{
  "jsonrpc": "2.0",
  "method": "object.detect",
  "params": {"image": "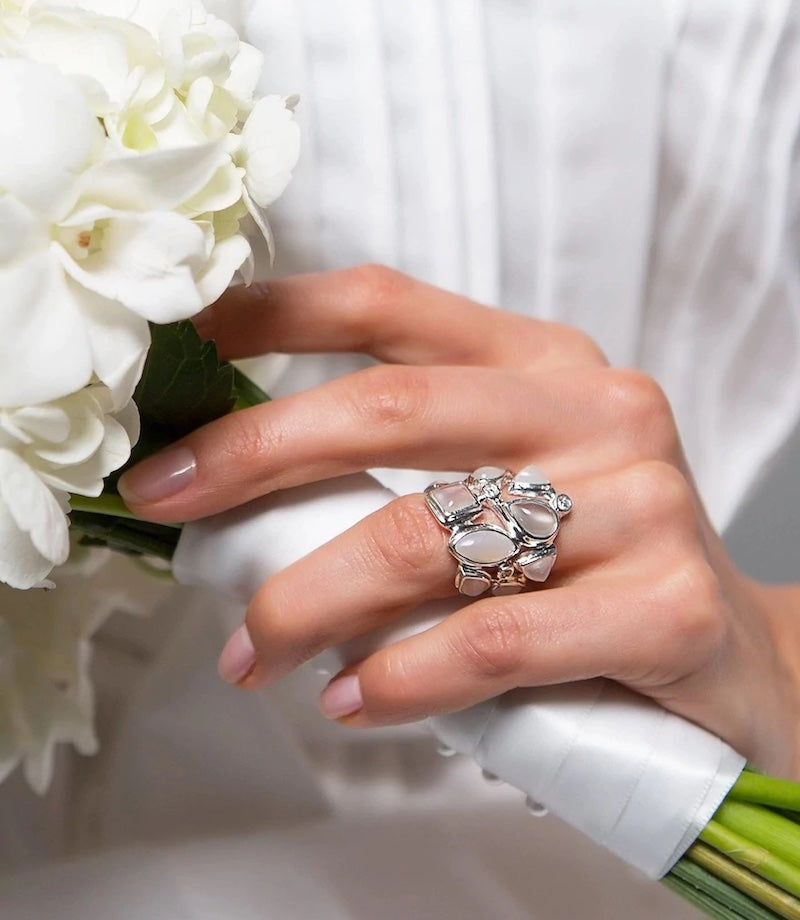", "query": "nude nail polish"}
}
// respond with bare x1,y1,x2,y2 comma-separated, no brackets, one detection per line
218,625,257,685
319,674,363,720
118,447,197,503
